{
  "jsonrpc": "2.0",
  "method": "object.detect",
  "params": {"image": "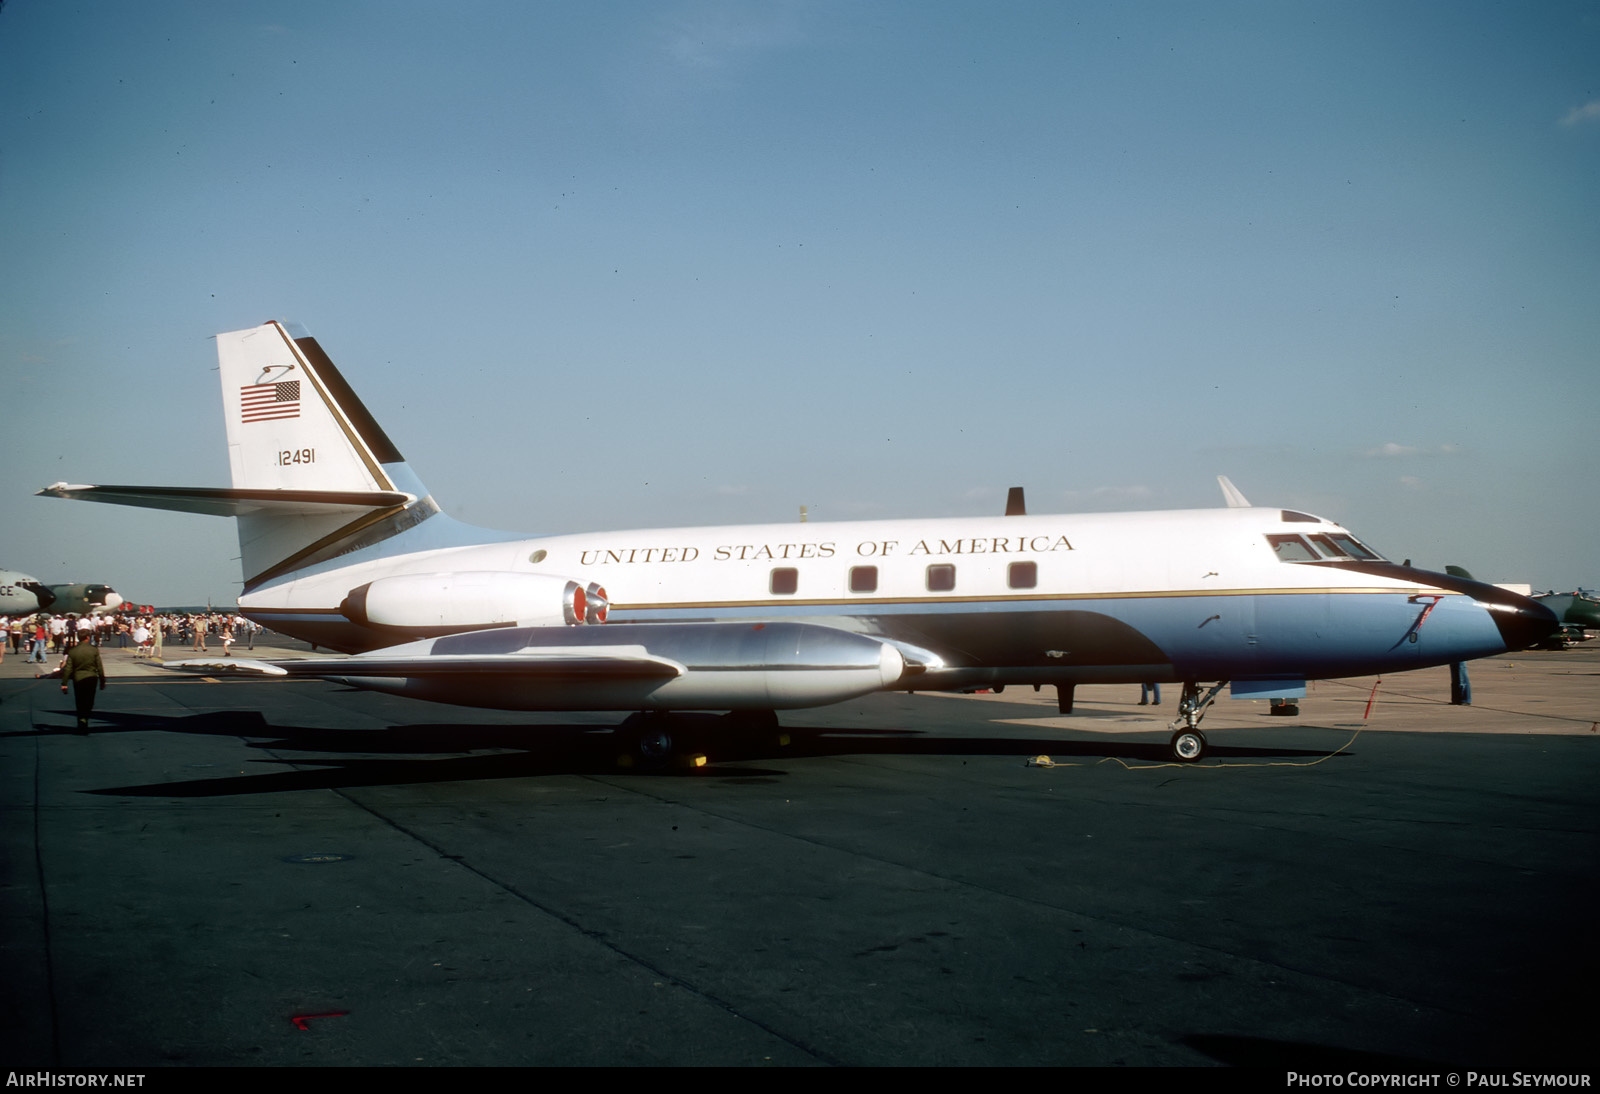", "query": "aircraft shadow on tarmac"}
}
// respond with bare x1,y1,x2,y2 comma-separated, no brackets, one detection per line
39,706,1349,798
